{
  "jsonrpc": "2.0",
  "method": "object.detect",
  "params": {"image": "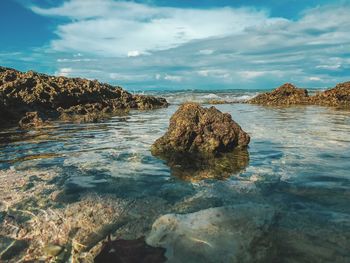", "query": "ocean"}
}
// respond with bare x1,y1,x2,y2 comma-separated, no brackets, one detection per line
0,89,349,262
